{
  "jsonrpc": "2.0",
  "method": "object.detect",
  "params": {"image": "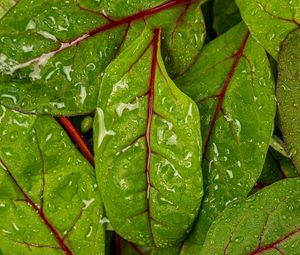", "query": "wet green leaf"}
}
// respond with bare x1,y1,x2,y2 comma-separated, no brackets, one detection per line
0,106,104,255
0,0,17,19
175,23,276,253
0,0,205,115
270,135,290,158
94,28,203,248
151,246,180,255
250,148,298,194
277,29,300,174
213,0,241,35
236,0,300,59
200,178,300,255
